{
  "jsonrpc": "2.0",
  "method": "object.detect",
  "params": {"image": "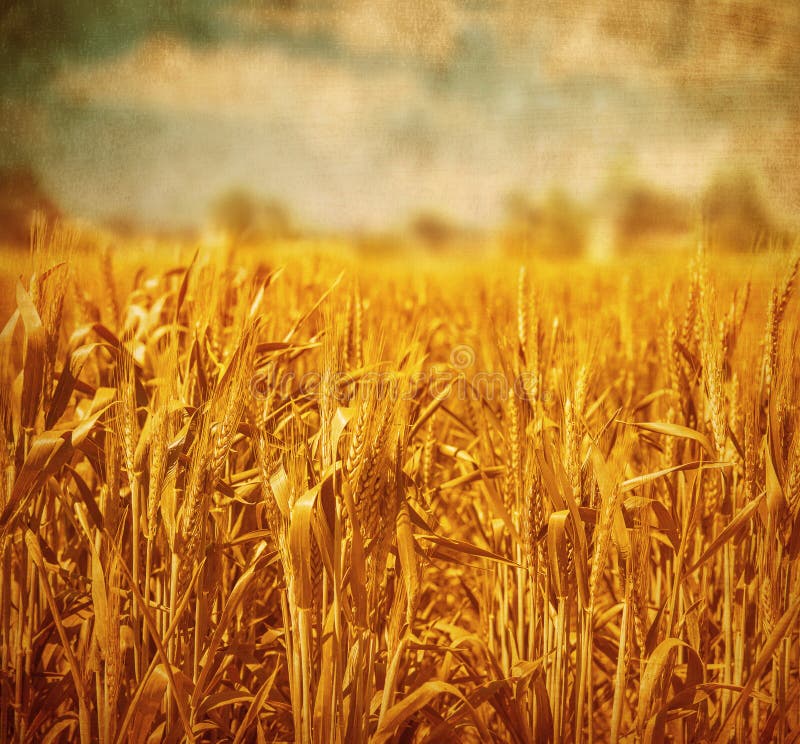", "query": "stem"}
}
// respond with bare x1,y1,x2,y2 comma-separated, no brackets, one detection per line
553,596,566,744
722,538,733,720
130,477,141,681
610,556,632,742
142,538,153,675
